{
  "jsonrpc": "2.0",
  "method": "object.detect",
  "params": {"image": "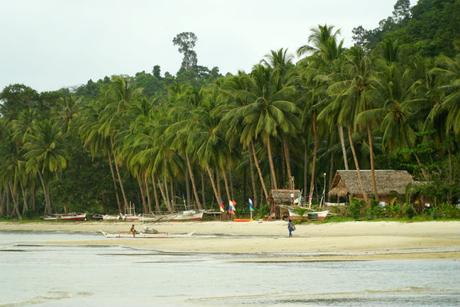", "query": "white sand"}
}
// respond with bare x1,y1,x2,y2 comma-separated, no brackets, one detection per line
1,221,460,261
